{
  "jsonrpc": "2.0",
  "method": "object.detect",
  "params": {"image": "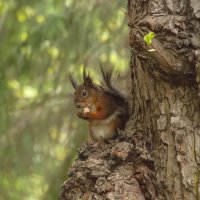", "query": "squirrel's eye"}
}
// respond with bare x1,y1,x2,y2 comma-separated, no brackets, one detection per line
81,90,88,97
